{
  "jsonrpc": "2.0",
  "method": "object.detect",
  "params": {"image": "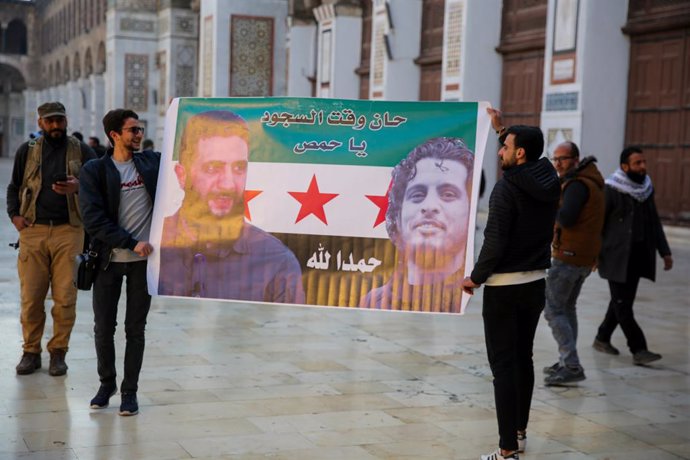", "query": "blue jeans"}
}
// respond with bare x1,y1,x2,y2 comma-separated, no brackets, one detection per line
543,259,592,368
